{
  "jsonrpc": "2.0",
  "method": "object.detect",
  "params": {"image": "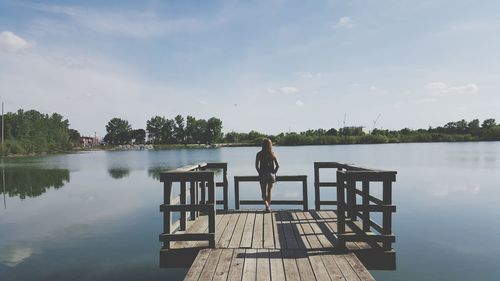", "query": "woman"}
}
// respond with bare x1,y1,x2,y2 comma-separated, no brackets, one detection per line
255,138,279,212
